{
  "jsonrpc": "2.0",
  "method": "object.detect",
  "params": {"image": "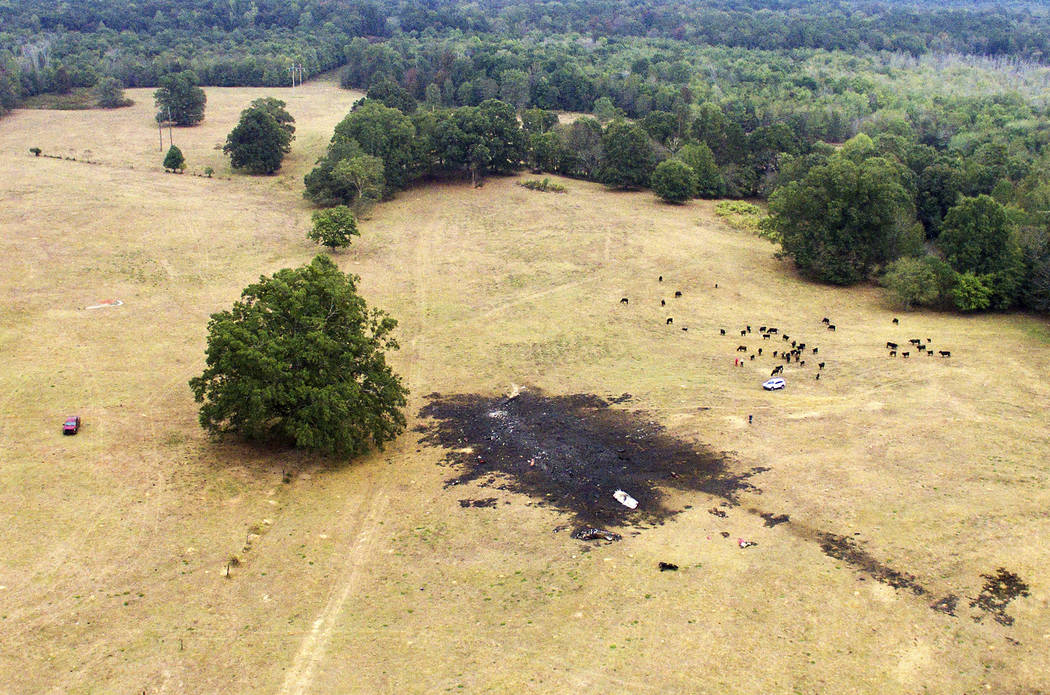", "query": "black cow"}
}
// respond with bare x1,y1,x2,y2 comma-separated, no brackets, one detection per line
747,325,751,333
815,373,820,380
791,340,797,348
768,328,778,334
667,317,673,325
800,360,805,366
818,362,825,370
822,317,830,324
827,324,836,331
909,338,921,345
917,344,925,351
659,275,663,282
902,351,910,358
620,297,629,304
737,345,747,352
682,327,688,332
675,291,682,298
771,366,783,376
812,347,818,354
720,329,726,335
762,333,771,340
757,348,763,355
887,342,898,350
927,350,933,356
890,350,896,357
661,299,665,306
892,317,899,325
749,354,755,360
772,351,778,357
759,326,767,333
741,330,747,336
797,343,806,350
783,334,790,341
939,350,951,357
